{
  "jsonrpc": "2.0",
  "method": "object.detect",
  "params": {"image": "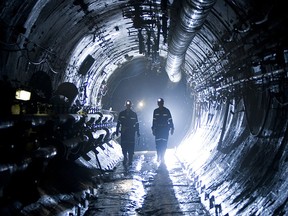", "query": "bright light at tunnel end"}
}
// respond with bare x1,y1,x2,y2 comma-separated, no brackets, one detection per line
137,100,145,109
